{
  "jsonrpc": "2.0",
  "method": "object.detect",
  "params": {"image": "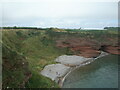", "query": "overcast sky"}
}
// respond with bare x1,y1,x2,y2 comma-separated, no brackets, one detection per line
2,0,119,29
